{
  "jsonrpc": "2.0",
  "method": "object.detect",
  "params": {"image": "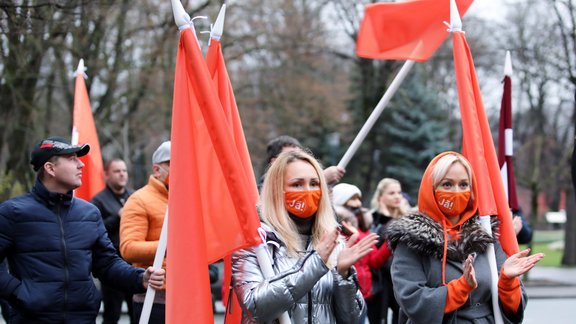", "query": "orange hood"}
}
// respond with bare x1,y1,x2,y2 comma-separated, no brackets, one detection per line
418,151,478,228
